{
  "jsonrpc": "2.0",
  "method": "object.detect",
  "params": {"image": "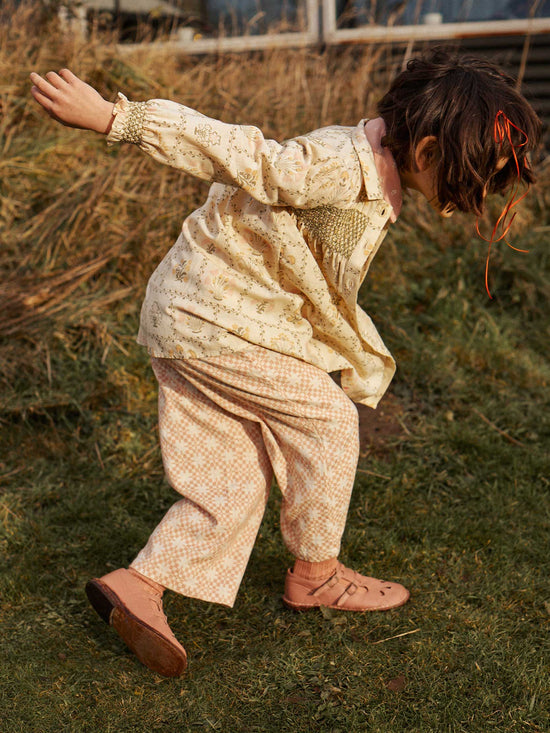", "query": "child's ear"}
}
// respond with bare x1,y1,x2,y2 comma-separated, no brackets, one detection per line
414,136,440,172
